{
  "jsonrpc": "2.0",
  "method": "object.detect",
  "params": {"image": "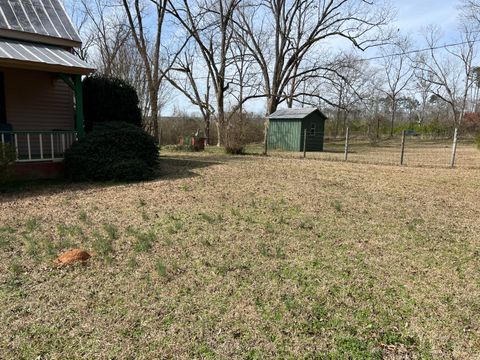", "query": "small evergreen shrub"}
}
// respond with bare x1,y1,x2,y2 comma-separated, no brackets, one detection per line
83,75,142,132
64,122,158,181
476,135,480,150
110,159,153,181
